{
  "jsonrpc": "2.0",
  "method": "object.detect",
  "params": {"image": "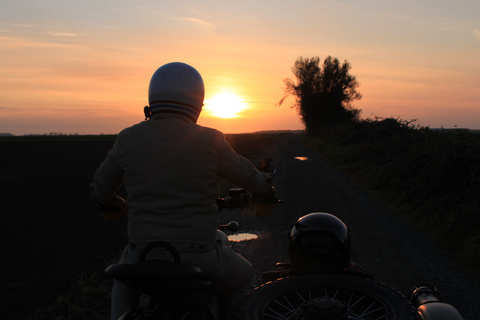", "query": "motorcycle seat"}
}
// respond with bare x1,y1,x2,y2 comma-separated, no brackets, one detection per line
104,260,212,297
